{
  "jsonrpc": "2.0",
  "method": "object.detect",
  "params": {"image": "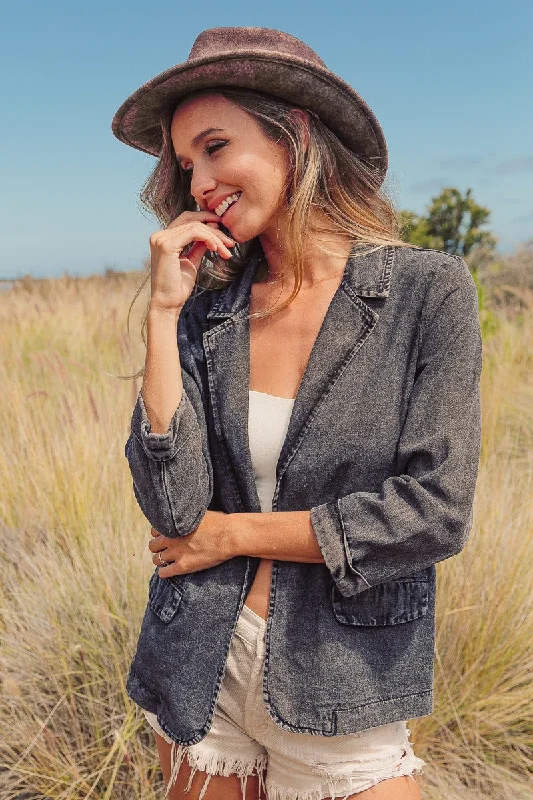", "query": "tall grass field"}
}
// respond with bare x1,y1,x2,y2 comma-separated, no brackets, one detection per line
1,250,532,799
